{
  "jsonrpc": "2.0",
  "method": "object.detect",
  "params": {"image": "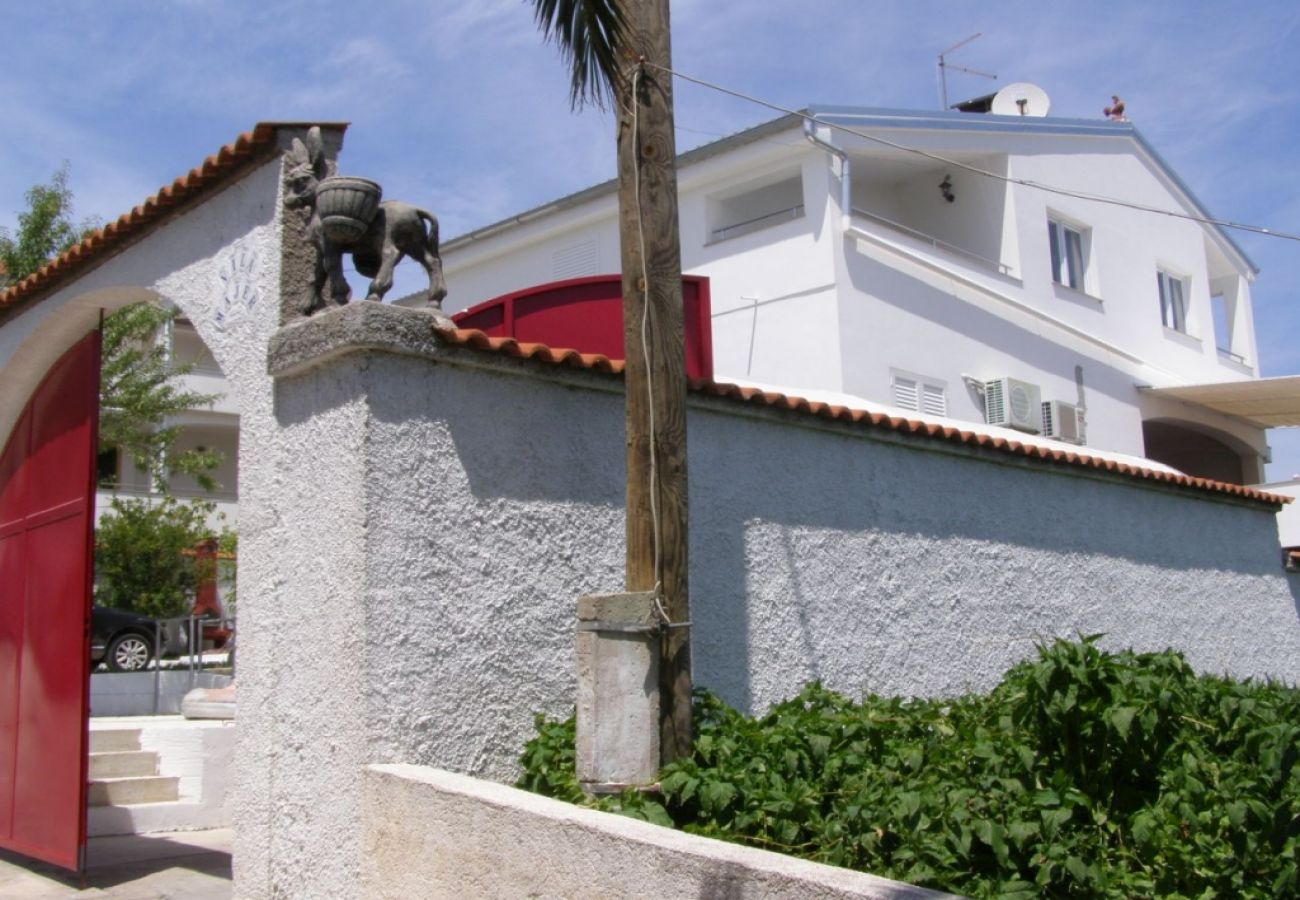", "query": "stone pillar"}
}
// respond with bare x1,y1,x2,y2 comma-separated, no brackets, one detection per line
256,302,447,897
250,300,627,897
